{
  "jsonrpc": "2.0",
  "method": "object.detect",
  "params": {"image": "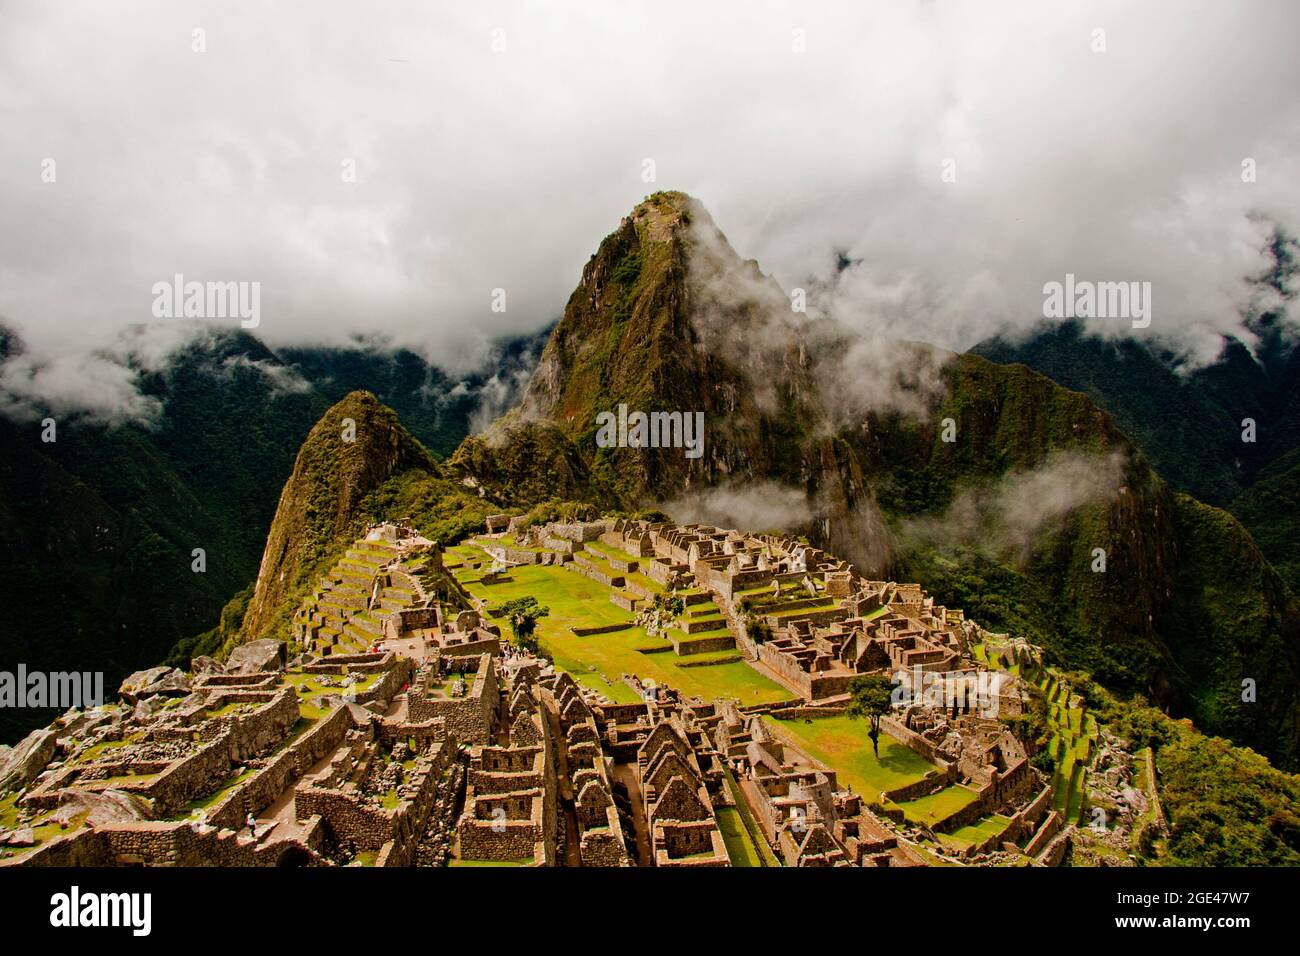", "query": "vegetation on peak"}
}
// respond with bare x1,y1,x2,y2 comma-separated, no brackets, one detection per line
238,391,435,643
